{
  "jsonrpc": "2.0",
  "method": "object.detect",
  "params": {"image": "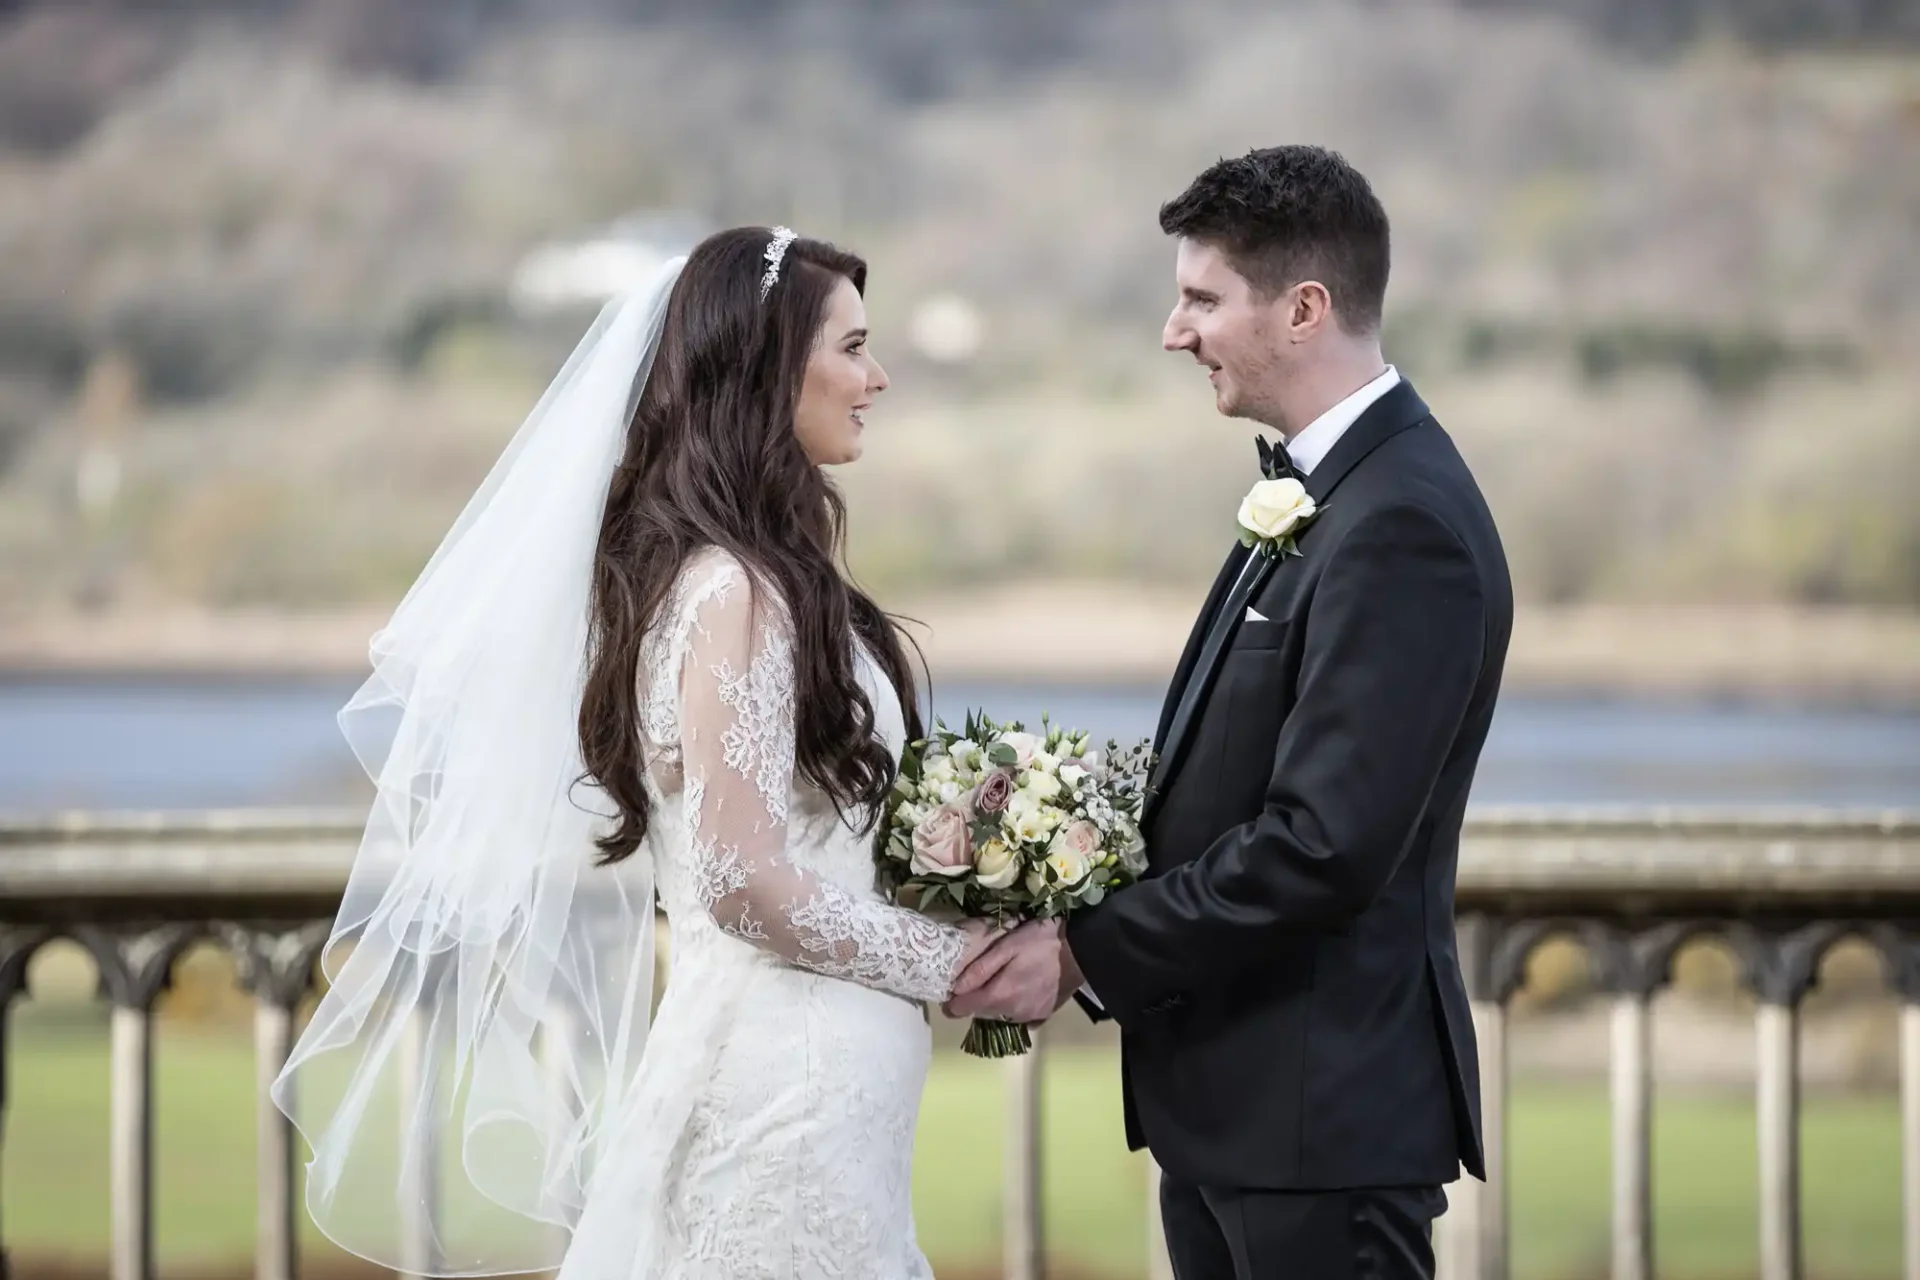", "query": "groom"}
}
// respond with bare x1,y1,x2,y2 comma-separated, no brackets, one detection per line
948,146,1512,1279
